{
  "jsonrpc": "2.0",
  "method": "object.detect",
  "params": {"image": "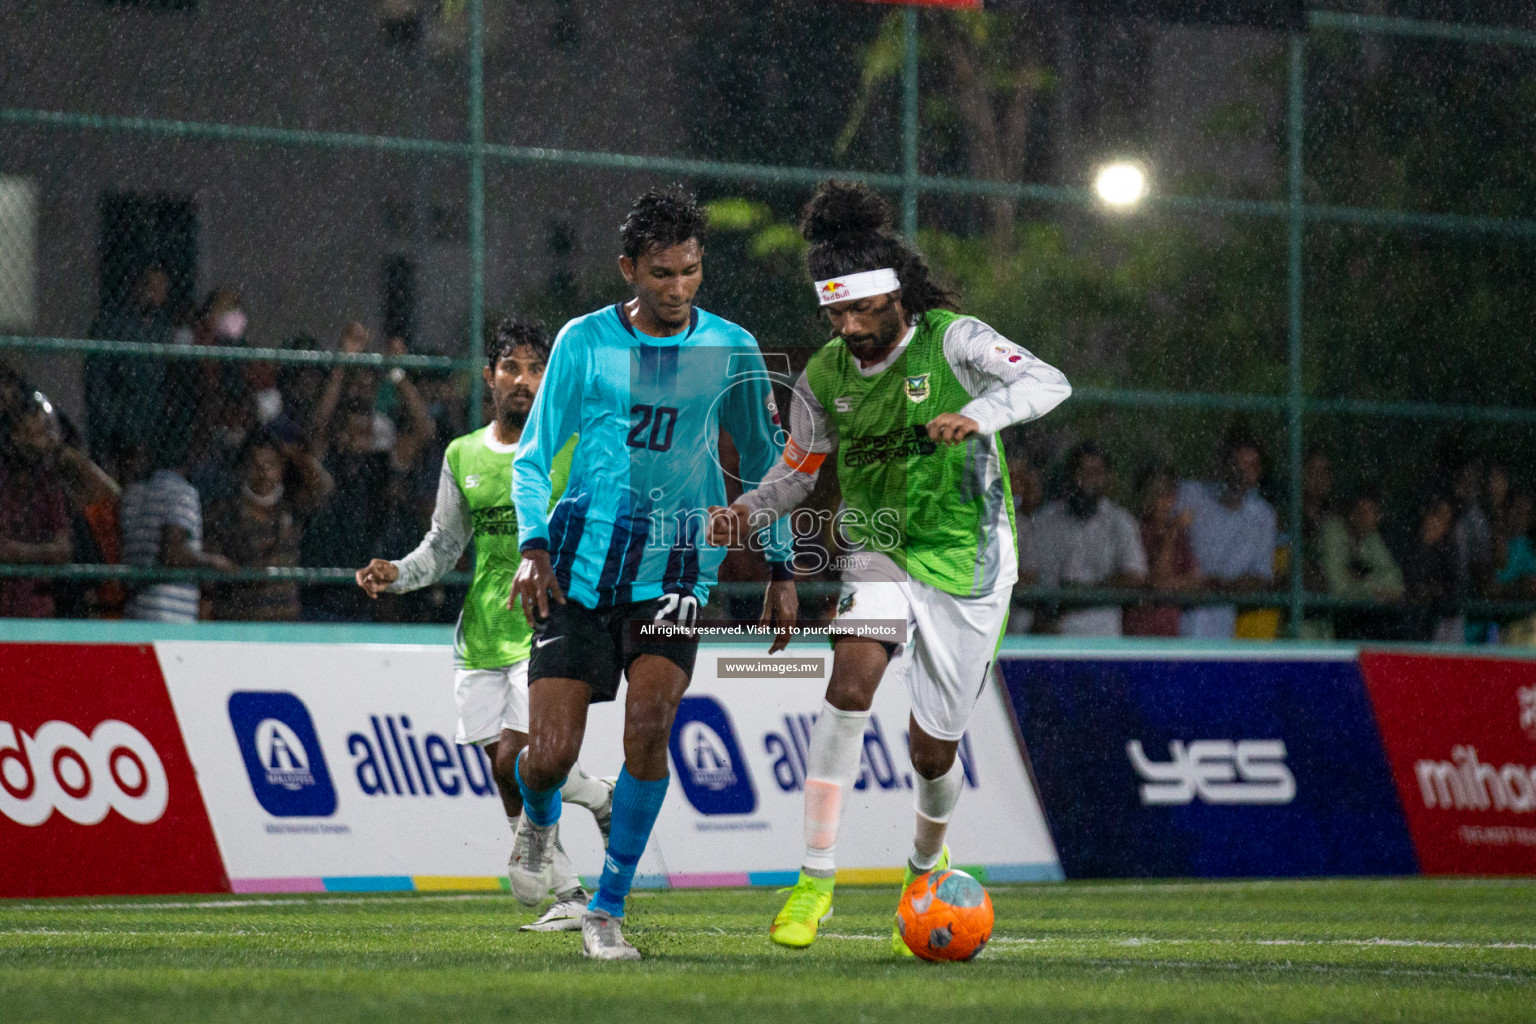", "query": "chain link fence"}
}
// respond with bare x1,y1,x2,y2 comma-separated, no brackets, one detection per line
2,2,1536,642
